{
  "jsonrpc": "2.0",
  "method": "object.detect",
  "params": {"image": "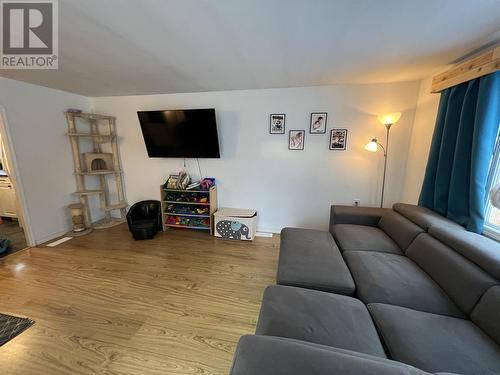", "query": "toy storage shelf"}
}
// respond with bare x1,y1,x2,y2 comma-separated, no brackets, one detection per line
164,201,210,206
163,188,211,193
165,224,211,230
160,185,217,235
164,212,211,218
